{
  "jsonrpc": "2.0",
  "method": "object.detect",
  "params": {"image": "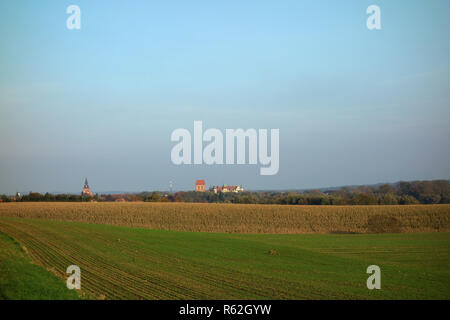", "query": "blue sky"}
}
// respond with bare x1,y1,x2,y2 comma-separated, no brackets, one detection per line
1,0,449,193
